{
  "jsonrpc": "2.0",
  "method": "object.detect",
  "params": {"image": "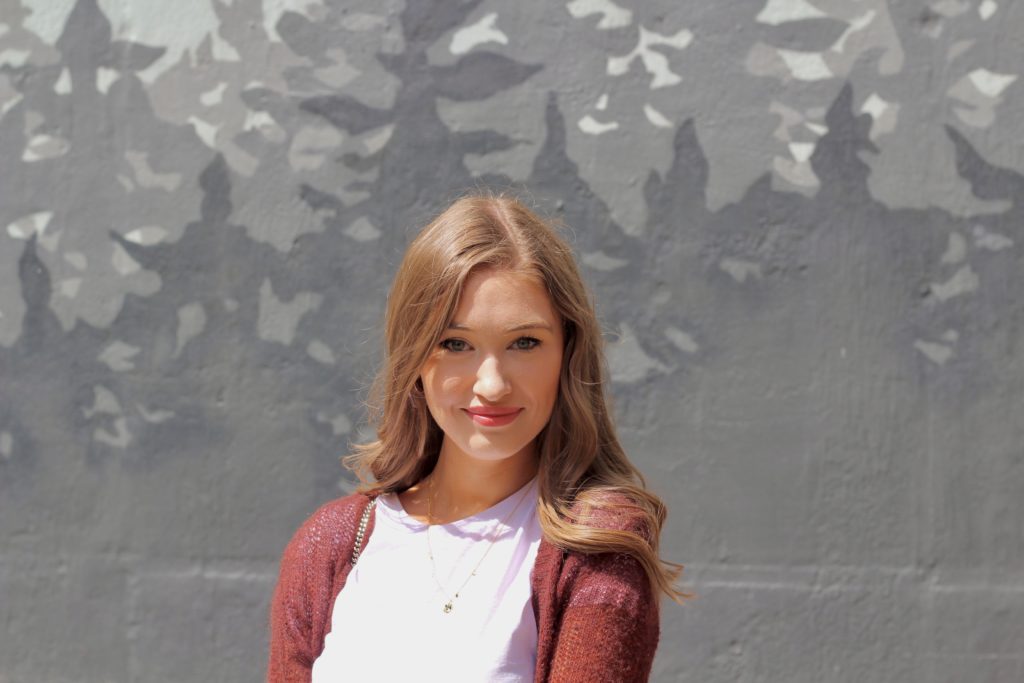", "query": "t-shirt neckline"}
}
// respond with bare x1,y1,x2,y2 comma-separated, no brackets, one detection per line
378,475,538,532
